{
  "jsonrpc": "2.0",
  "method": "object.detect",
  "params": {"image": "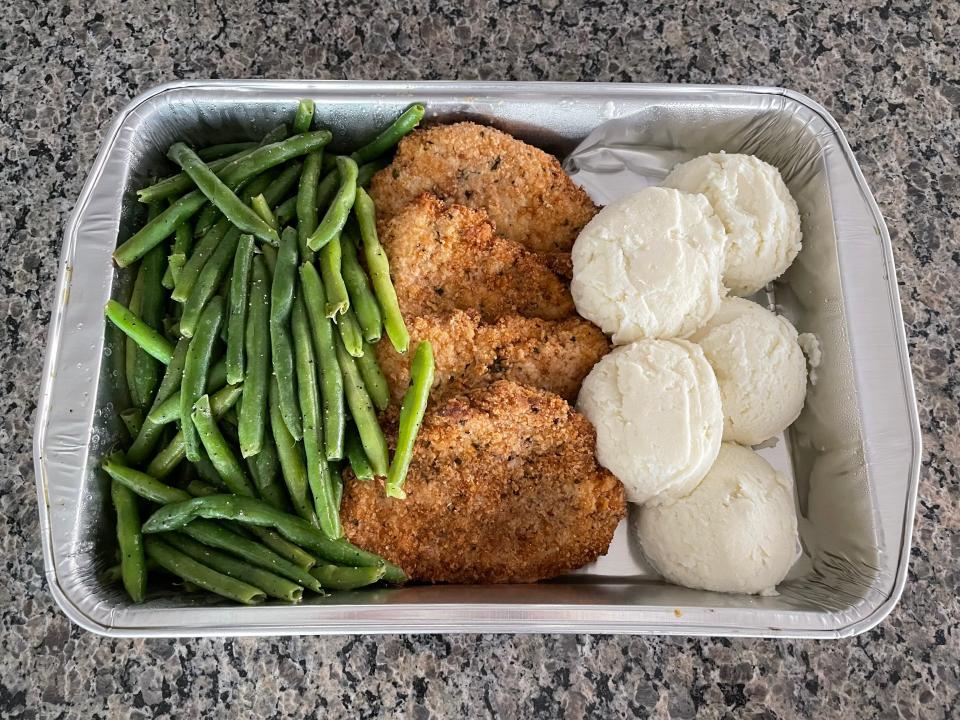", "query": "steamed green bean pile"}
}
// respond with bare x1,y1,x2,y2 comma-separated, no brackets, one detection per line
103,100,434,605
